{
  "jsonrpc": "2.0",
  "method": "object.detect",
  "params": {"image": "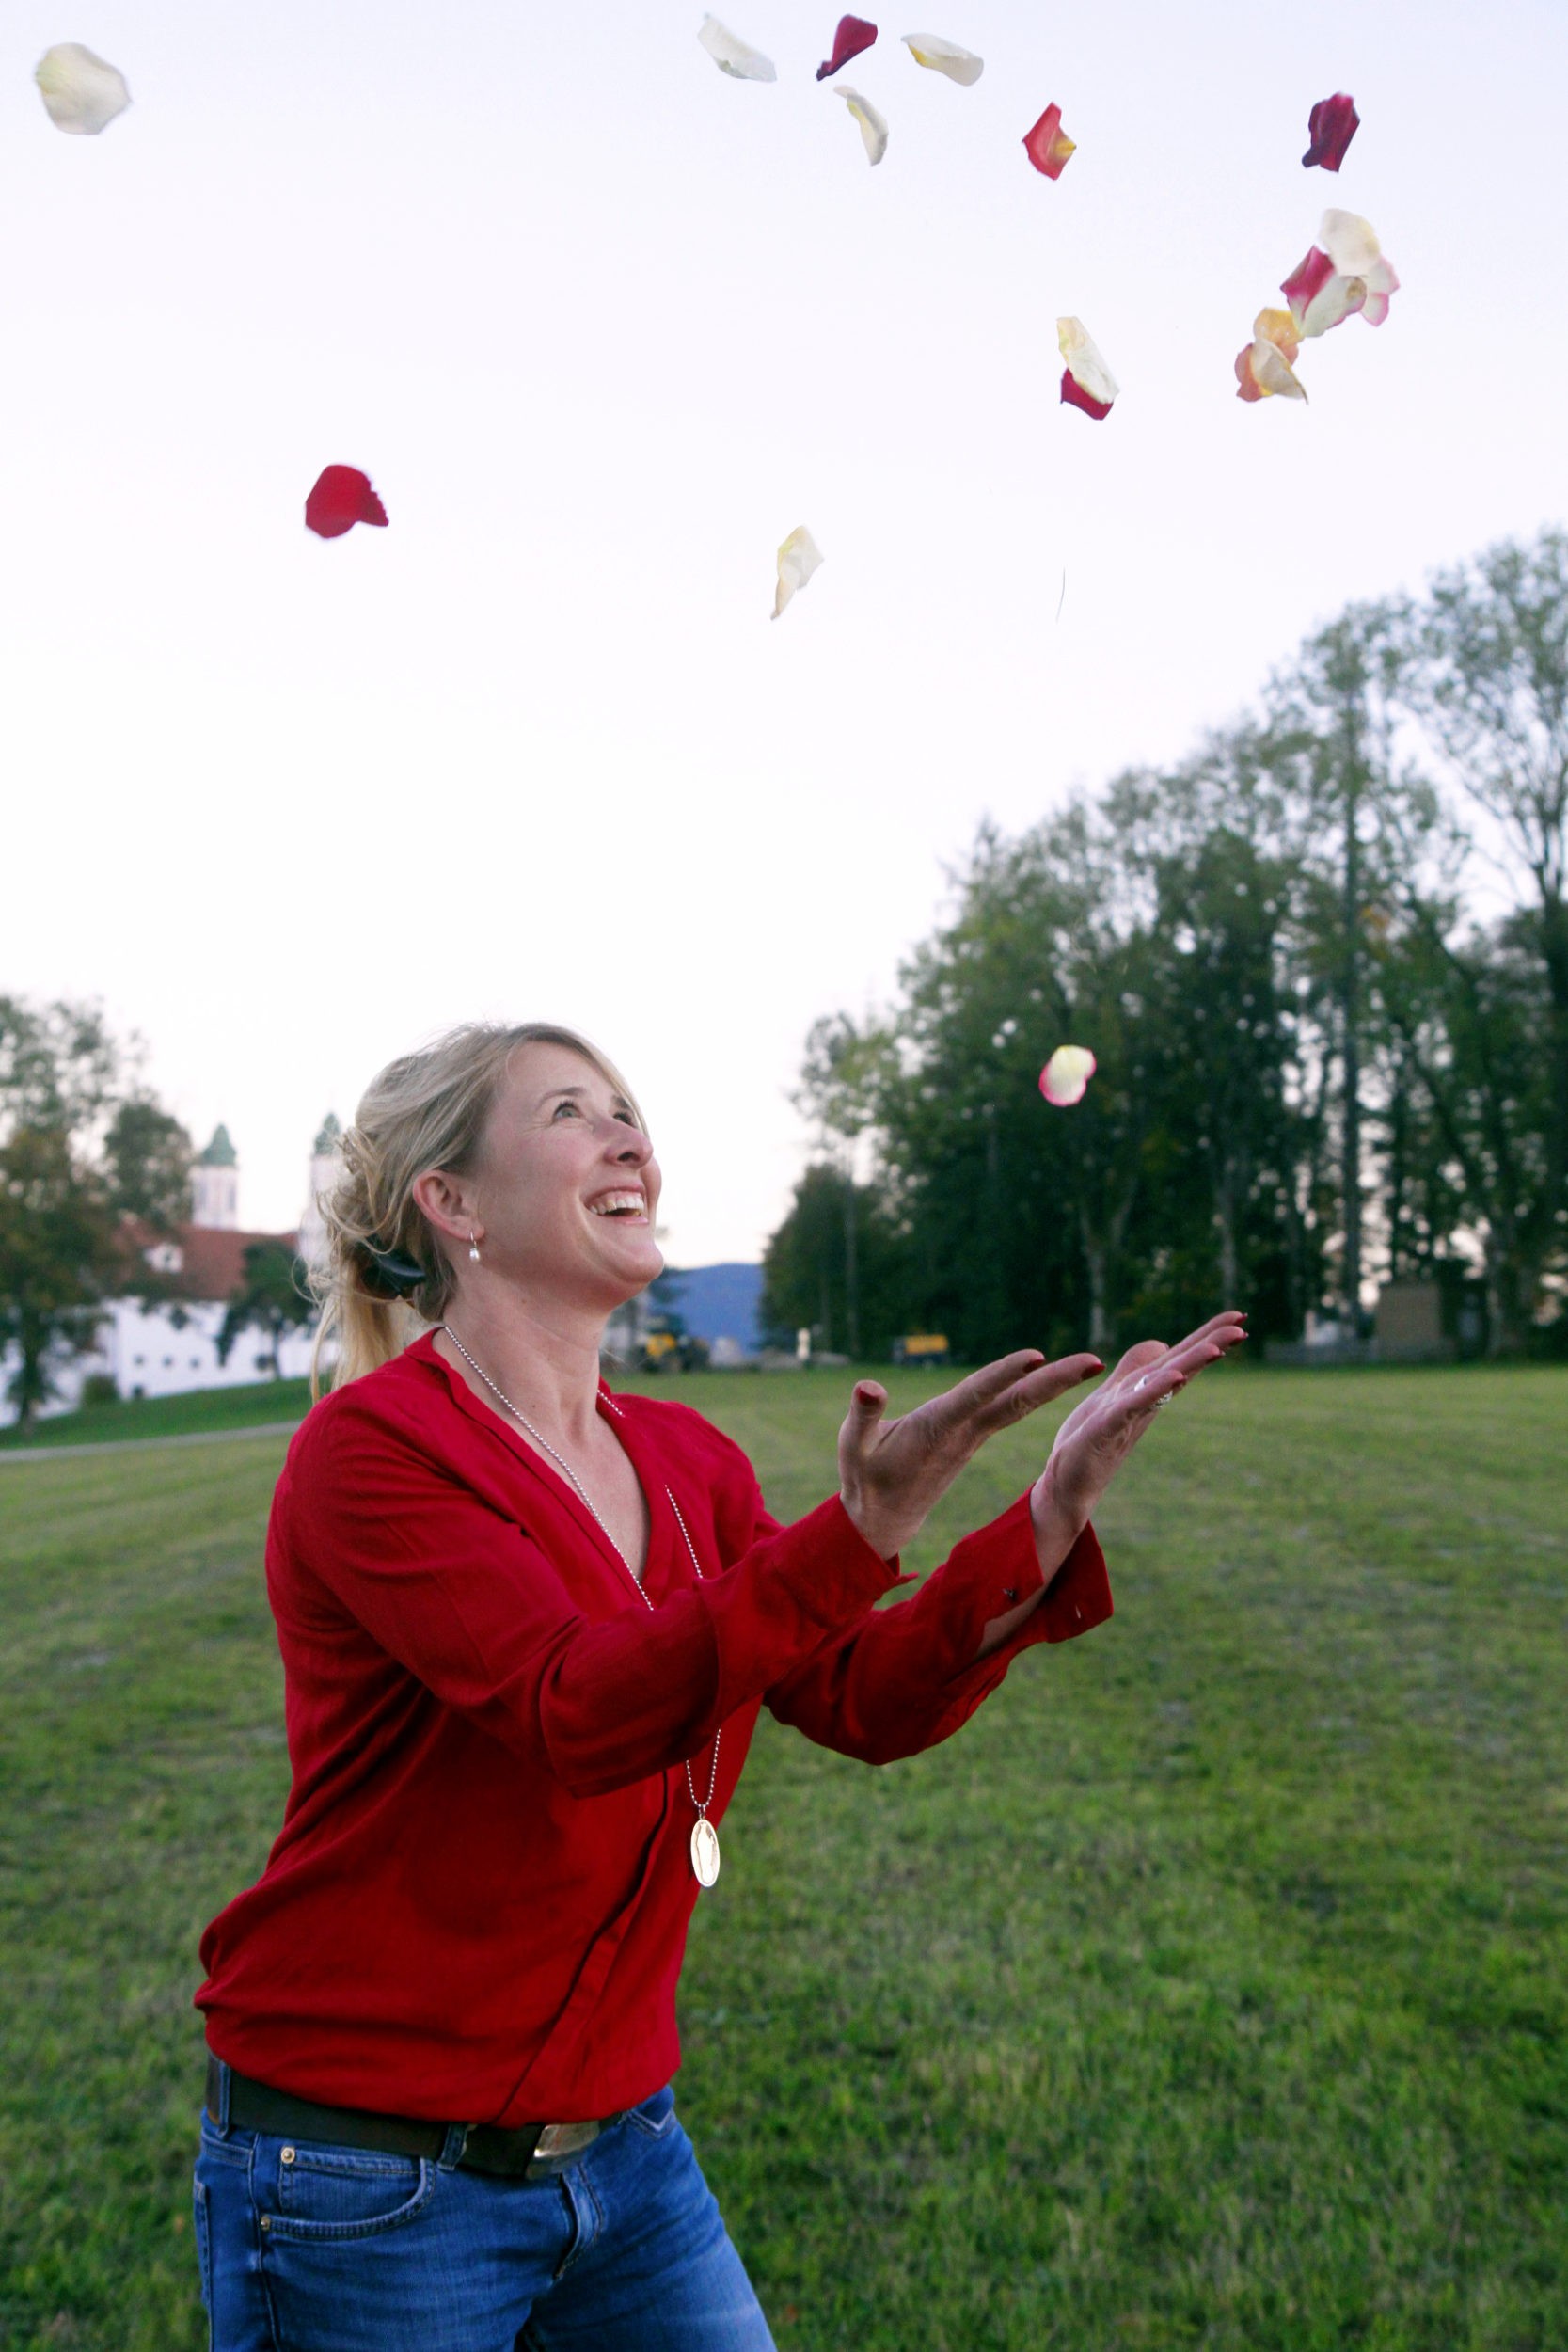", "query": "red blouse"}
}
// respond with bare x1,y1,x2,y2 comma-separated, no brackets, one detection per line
196,1333,1112,2124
